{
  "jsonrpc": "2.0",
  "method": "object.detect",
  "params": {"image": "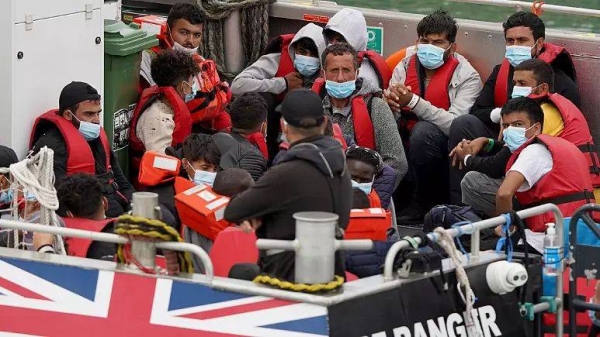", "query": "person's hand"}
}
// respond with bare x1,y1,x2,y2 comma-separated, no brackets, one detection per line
384,84,413,112
467,137,489,156
284,72,303,92
239,218,262,233
494,225,504,237
33,232,54,251
449,140,473,169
